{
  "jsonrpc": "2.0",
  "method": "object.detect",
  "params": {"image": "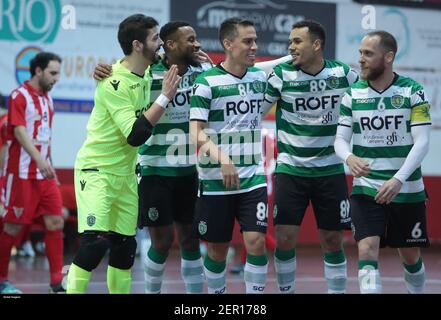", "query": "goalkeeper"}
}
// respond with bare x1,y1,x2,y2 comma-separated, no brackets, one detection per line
66,14,180,294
